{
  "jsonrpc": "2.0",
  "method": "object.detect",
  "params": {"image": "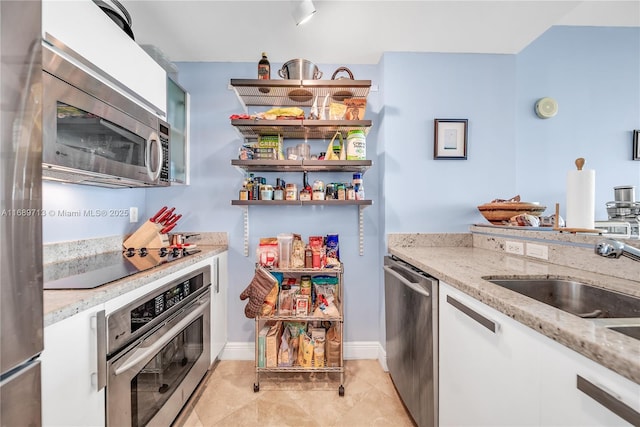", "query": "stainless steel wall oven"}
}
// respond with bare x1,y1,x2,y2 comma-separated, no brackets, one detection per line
98,266,211,426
